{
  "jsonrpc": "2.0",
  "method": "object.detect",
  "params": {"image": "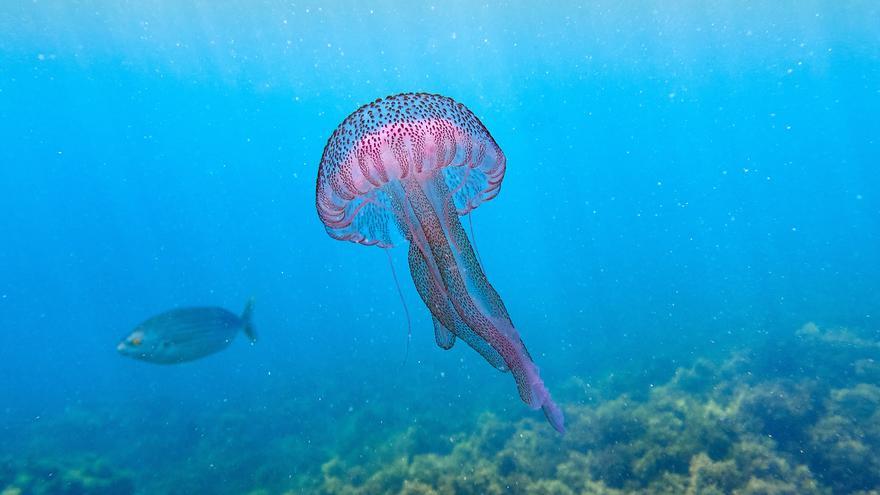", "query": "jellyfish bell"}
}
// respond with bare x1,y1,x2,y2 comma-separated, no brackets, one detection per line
316,92,564,433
